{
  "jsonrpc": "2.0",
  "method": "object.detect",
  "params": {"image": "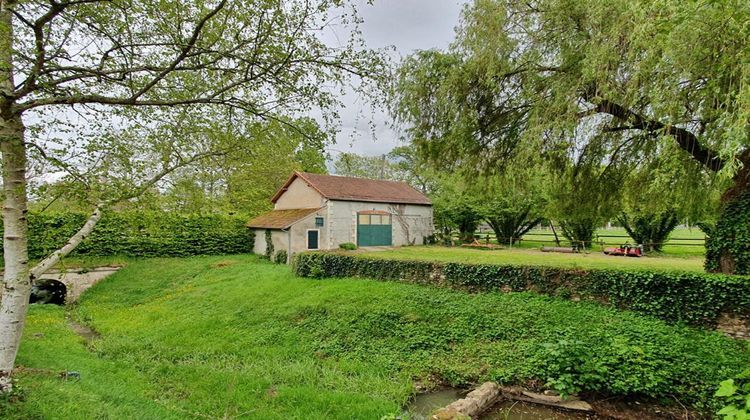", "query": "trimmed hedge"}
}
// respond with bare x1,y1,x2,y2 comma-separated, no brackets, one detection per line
293,252,750,328
11,211,254,259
